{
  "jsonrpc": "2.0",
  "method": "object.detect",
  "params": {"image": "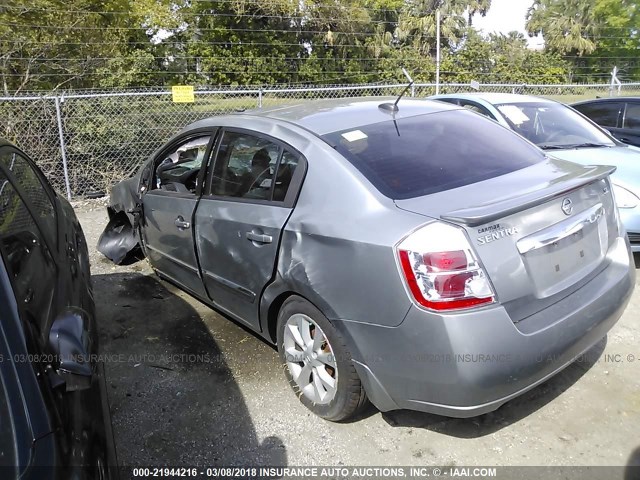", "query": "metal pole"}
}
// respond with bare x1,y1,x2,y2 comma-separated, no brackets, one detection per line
54,96,72,200
436,10,441,95
610,66,621,97
258,88,263,108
